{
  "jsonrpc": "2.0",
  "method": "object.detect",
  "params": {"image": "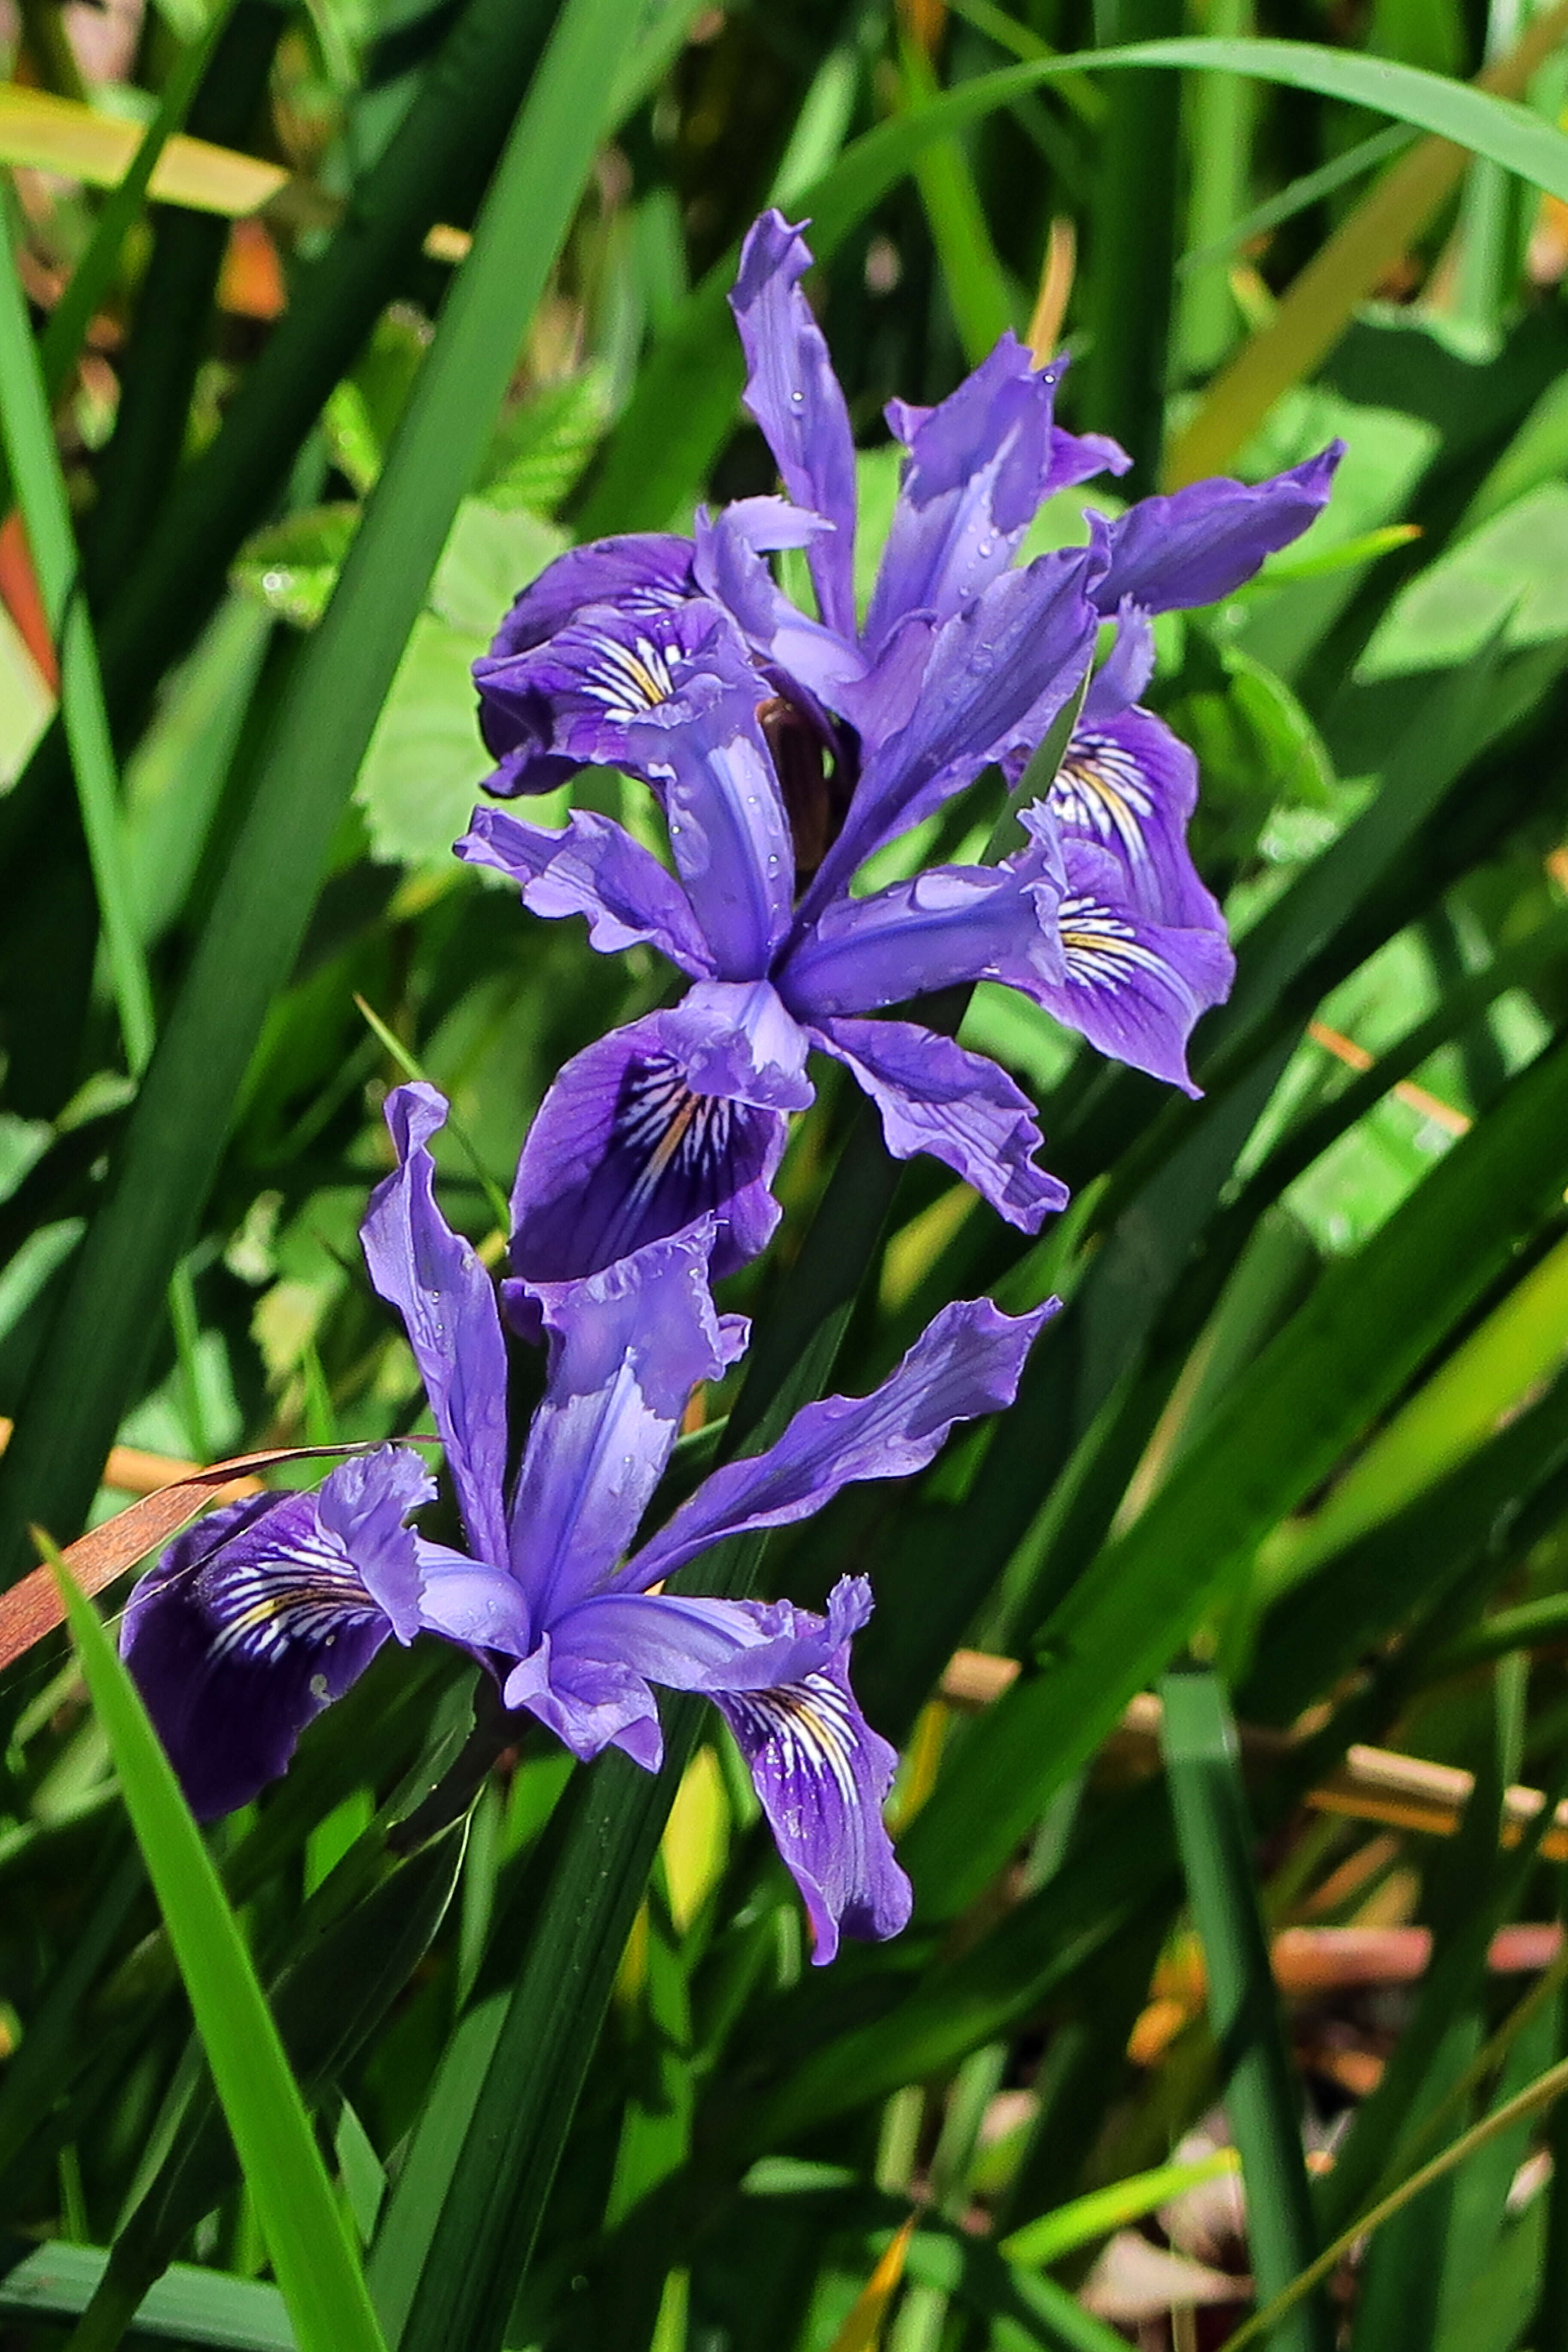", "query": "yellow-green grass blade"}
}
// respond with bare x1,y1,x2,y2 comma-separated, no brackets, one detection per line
1001,2149,1239,2267
43,1537,387,2352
